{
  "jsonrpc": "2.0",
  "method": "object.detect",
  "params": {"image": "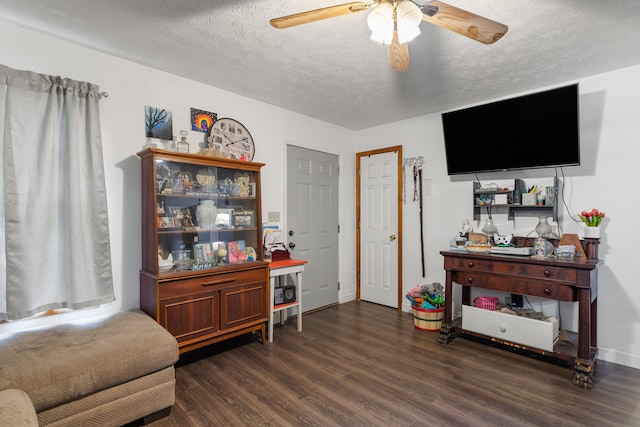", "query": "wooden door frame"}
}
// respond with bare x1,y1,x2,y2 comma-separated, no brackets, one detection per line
355,145,403,310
